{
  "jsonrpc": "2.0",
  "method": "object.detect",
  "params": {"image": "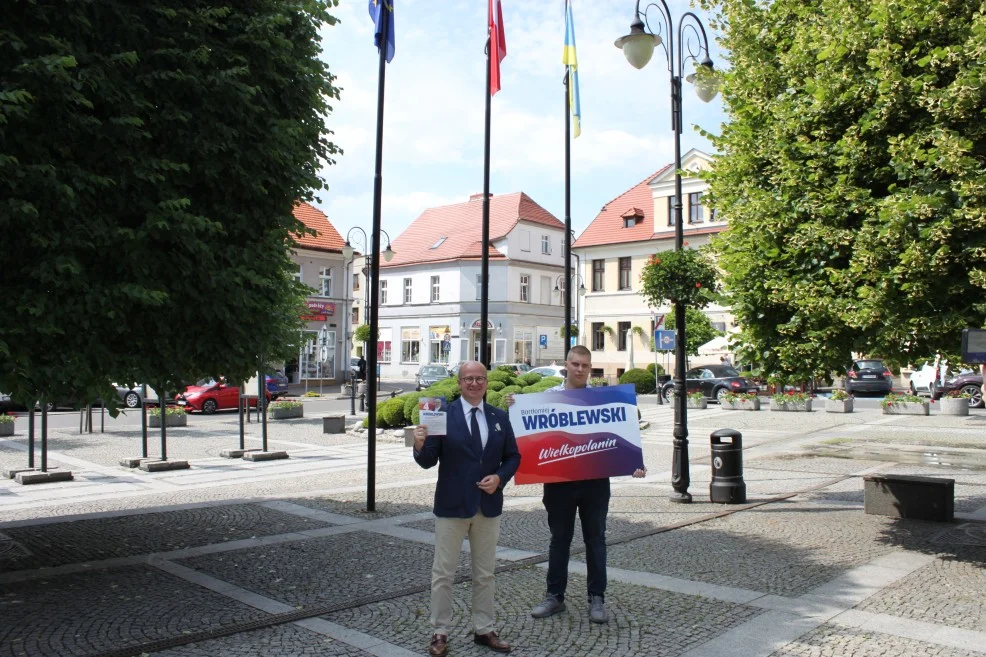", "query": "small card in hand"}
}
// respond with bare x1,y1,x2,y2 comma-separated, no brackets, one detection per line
418,396,447,435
